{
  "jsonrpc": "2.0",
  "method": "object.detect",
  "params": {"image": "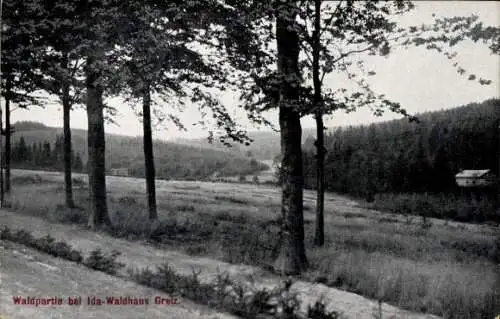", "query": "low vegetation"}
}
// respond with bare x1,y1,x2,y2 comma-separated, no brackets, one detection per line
7,170,499,319
130,265,341,319
83,249,125,275
0,227,83,262
0,225,340,319
0,227,126,275
368,192,499,223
